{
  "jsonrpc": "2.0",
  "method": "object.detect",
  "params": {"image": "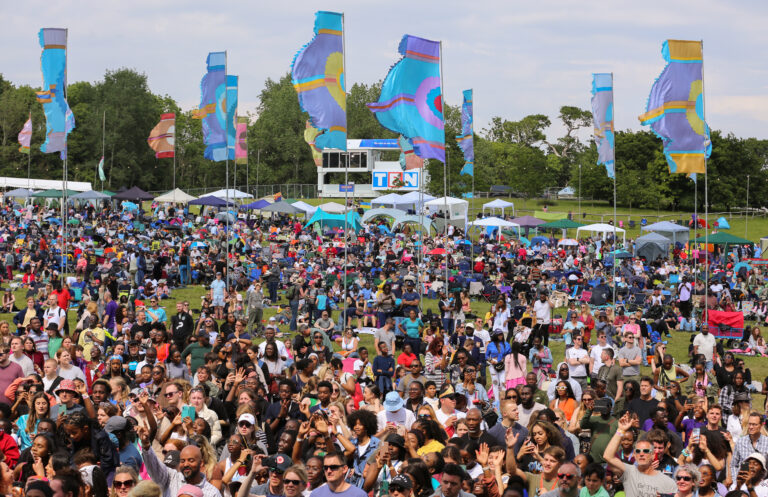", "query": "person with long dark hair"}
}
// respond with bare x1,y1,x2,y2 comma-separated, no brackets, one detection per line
505,341,527,389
